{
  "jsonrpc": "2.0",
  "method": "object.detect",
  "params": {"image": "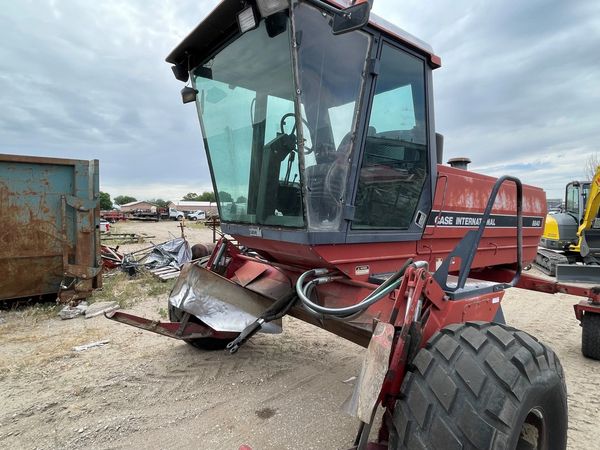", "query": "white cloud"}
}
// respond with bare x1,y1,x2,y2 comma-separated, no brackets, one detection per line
1,0,599,201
